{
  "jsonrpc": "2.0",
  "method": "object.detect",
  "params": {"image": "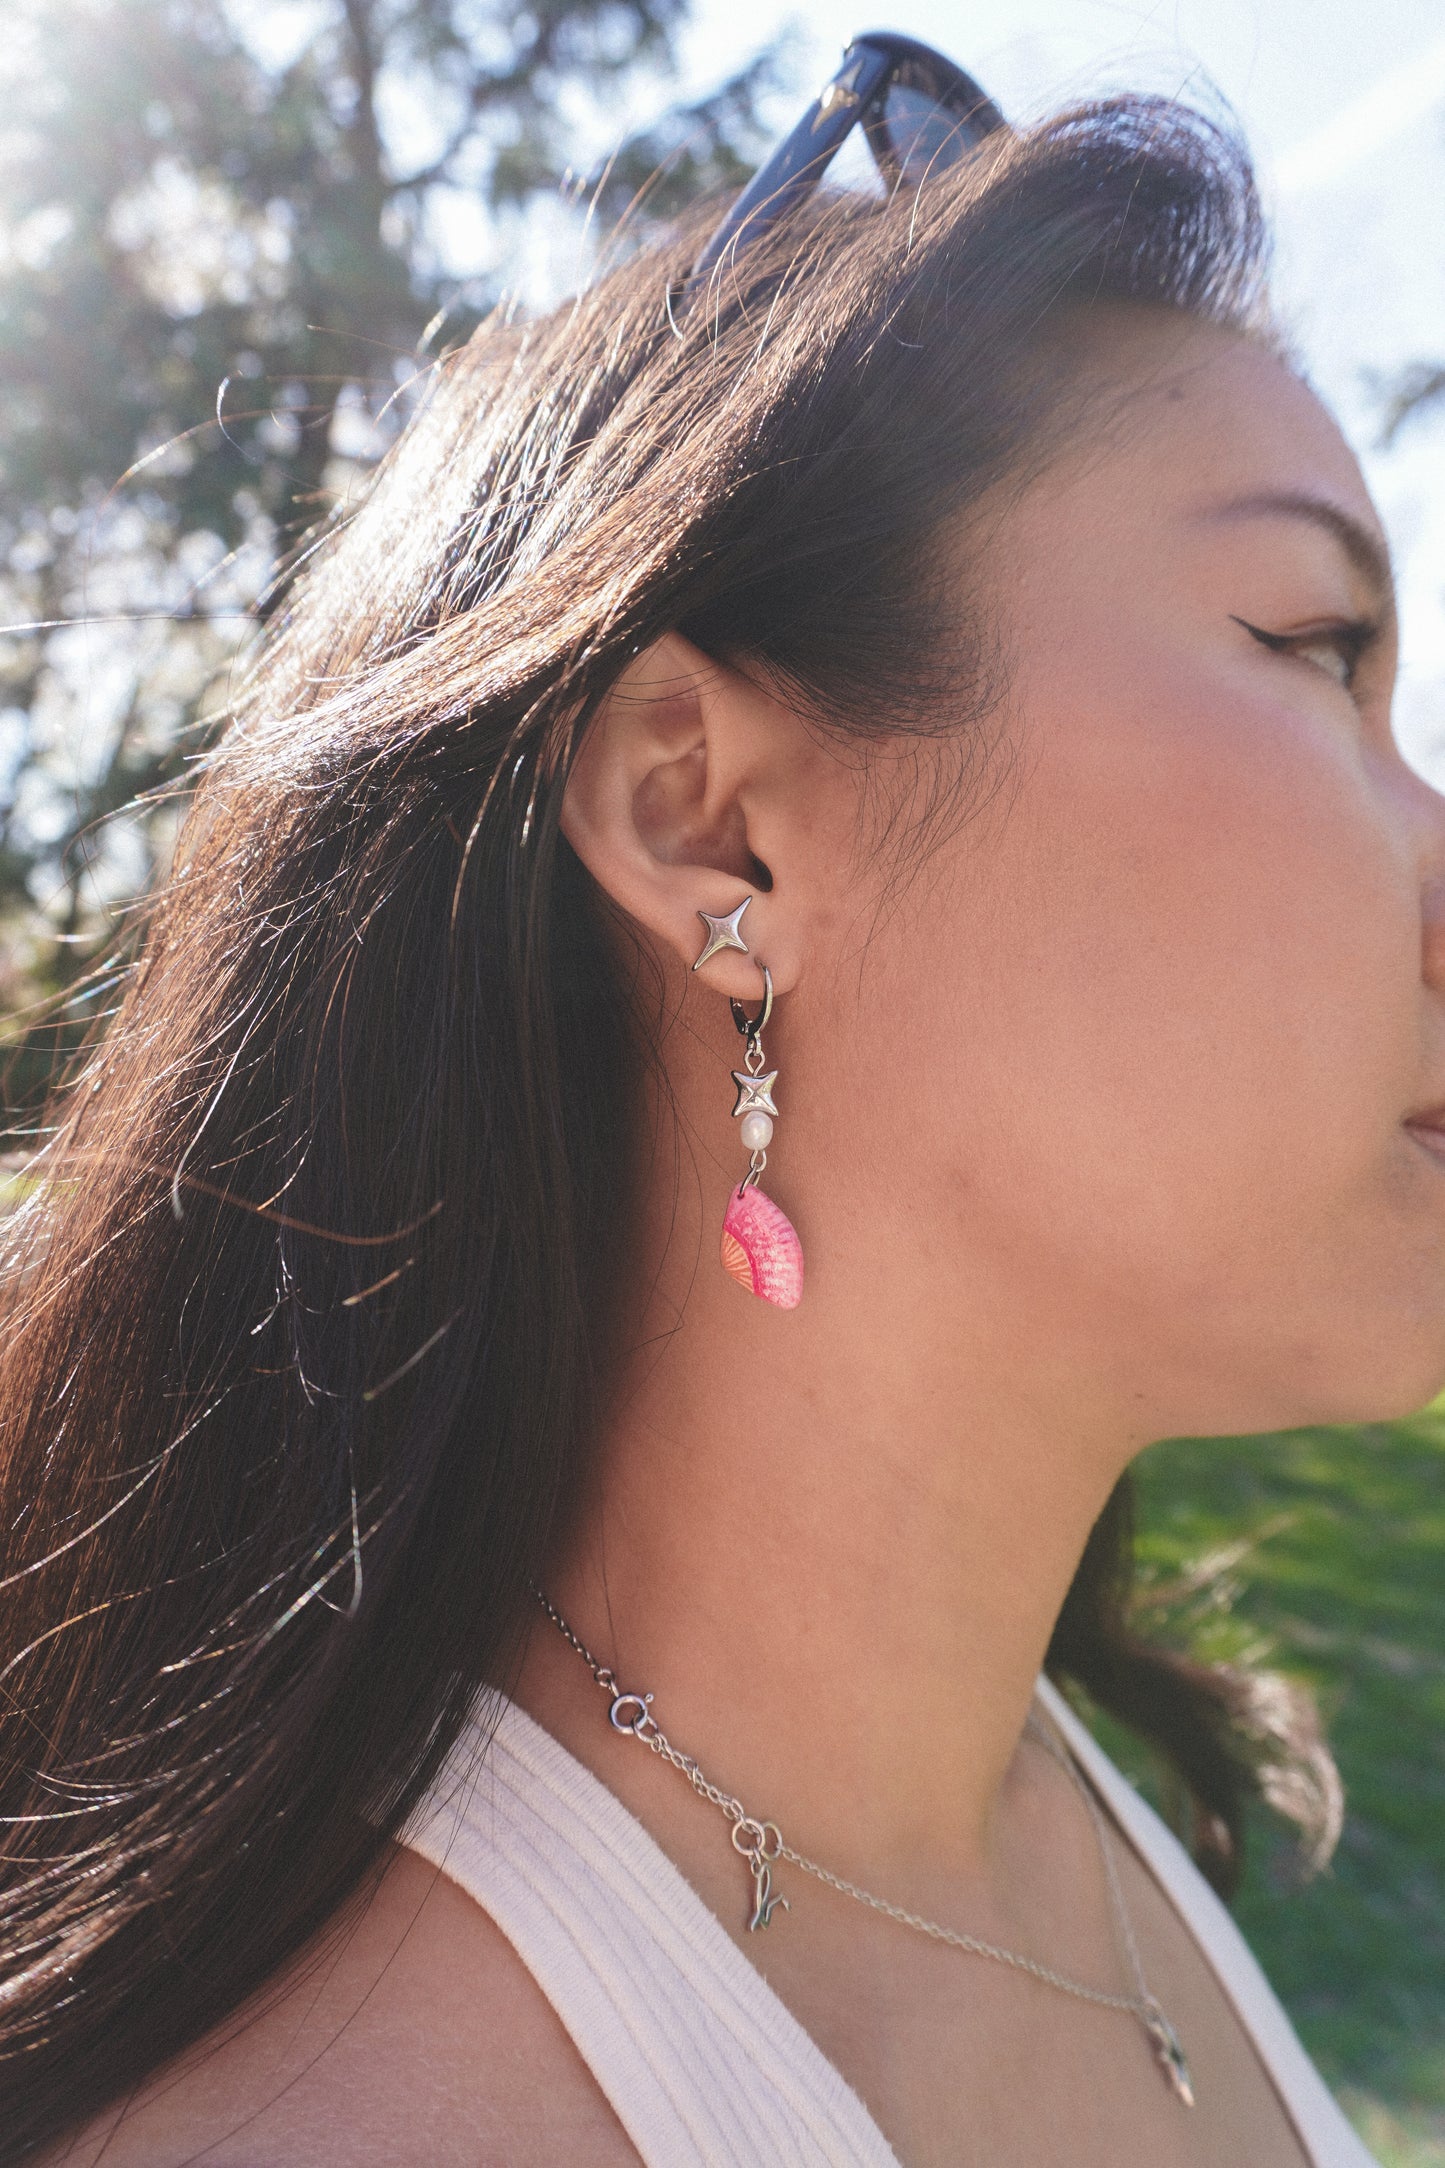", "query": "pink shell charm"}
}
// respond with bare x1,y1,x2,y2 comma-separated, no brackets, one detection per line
721,1183,804,1309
